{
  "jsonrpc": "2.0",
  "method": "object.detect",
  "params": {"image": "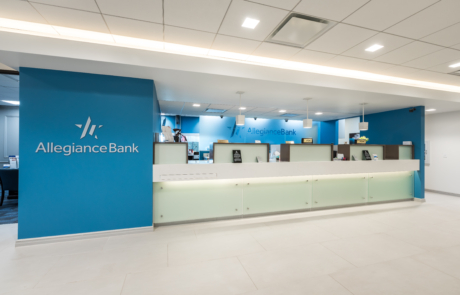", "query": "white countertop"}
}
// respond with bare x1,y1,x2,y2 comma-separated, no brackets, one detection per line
153,160,420,182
